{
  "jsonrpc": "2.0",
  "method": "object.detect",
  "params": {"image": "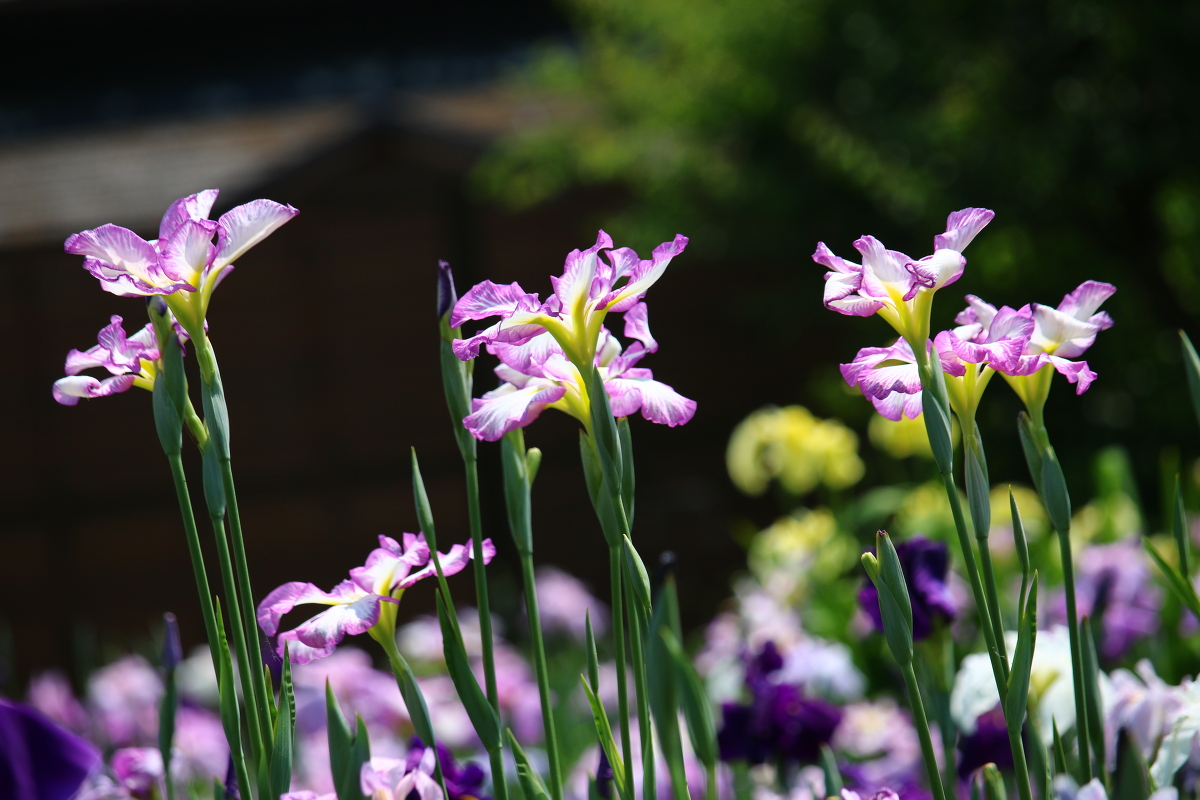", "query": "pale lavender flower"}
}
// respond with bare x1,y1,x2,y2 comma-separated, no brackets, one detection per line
451,231,687,366
86,656,162,747
463,322,694,441
173,707,228,784
281,792,336,800
52,316,161,406
111,747,164,797
1048,539,1161,660
833,700,924,790
292,647,409,733
816,208,994,340
258,533,495,664
534,566,609,641
27,670,90,733
361,750,442,800
1106,660,1180,769
63,190,296,304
